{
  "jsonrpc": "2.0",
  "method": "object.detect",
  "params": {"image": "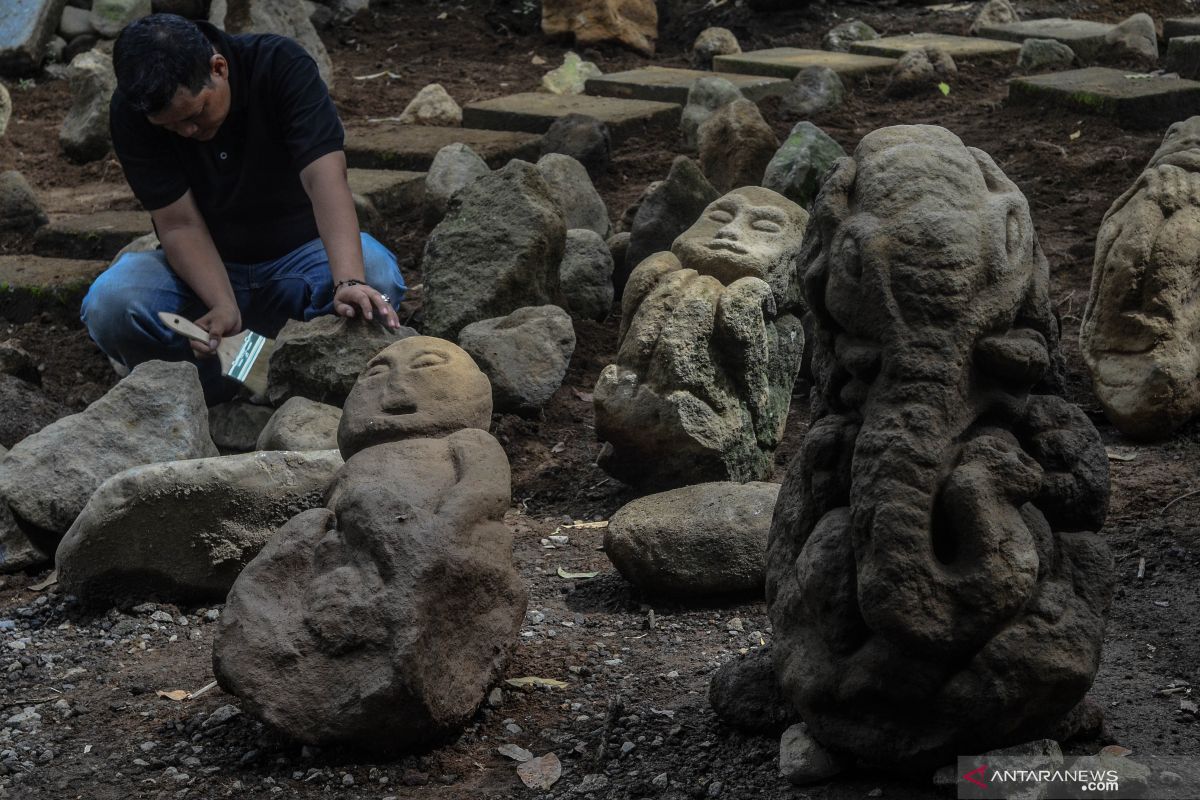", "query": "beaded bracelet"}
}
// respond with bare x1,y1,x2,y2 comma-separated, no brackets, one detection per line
334,278,367,293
